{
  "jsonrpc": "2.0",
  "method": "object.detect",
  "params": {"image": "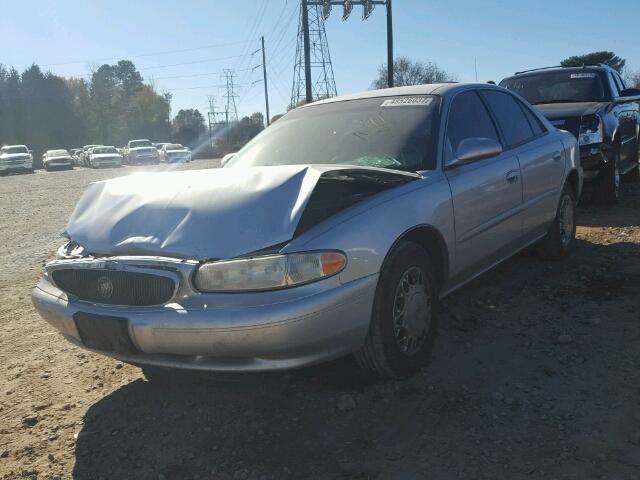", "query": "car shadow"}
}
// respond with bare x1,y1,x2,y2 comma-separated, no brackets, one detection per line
72,238,640,480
